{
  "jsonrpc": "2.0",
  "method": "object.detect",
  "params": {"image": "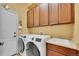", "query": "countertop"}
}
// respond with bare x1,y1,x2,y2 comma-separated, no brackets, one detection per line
46,38,79,51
